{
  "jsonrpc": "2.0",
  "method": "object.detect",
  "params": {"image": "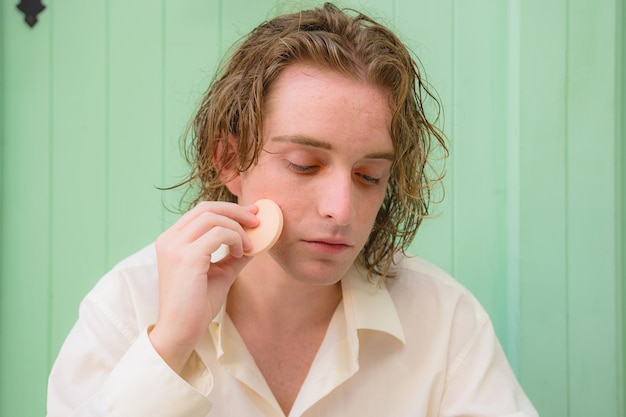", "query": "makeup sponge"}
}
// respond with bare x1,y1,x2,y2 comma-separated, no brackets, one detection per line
244,199,283,256
210,199,283,263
